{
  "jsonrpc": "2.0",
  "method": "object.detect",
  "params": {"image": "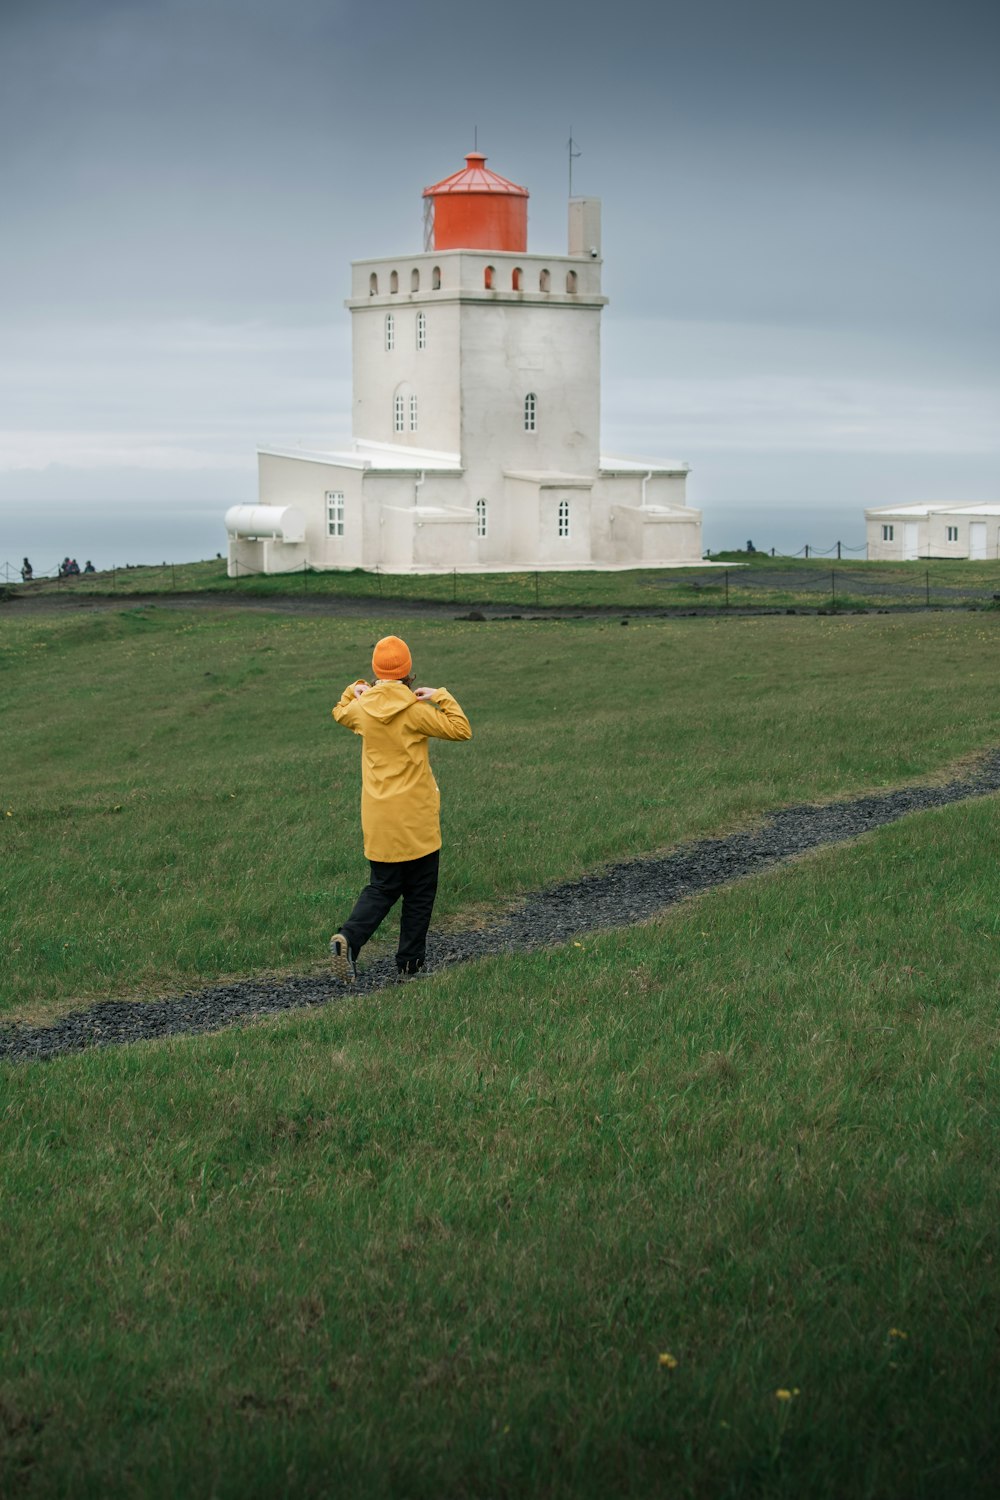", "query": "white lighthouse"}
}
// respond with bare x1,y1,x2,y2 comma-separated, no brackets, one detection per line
226,151,702,574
